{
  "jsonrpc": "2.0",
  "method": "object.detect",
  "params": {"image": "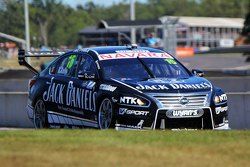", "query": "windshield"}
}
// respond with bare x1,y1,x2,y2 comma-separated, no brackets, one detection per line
100,58,190,80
